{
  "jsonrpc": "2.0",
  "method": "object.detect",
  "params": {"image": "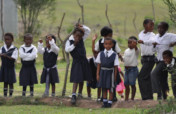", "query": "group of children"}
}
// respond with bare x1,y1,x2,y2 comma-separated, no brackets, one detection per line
1,19,176,108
